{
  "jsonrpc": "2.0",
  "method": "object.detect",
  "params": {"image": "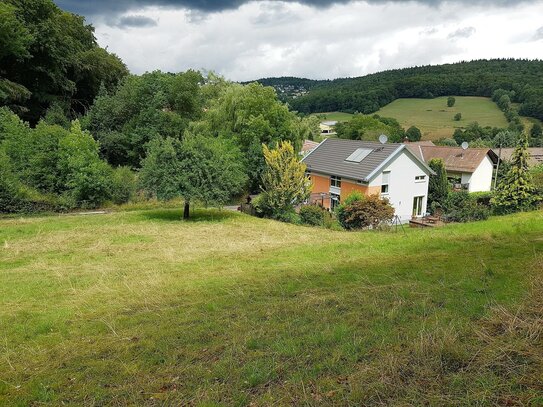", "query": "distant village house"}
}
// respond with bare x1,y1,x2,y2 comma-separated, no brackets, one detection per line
406,142,498,192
